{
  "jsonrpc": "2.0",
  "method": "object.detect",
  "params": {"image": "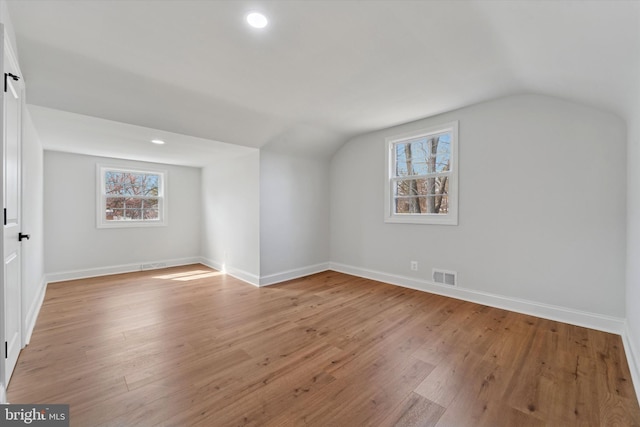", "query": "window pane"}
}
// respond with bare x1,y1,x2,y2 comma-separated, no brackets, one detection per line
123,174,140,196
143,209,159,220
144,198,159,209
122,198,140,220
127,209,142,220
395,179,423,197
105,198,124,221
124,198,142,209
105,197,124,209
394,176,449,198
104,171,160,196
105,172,125,195
109,209,124,220
394,132,452,177
394,176,449,215
395,195,449,214
143,175,159,196
434,133,451,173
395,139,428,176
105,196,162,222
